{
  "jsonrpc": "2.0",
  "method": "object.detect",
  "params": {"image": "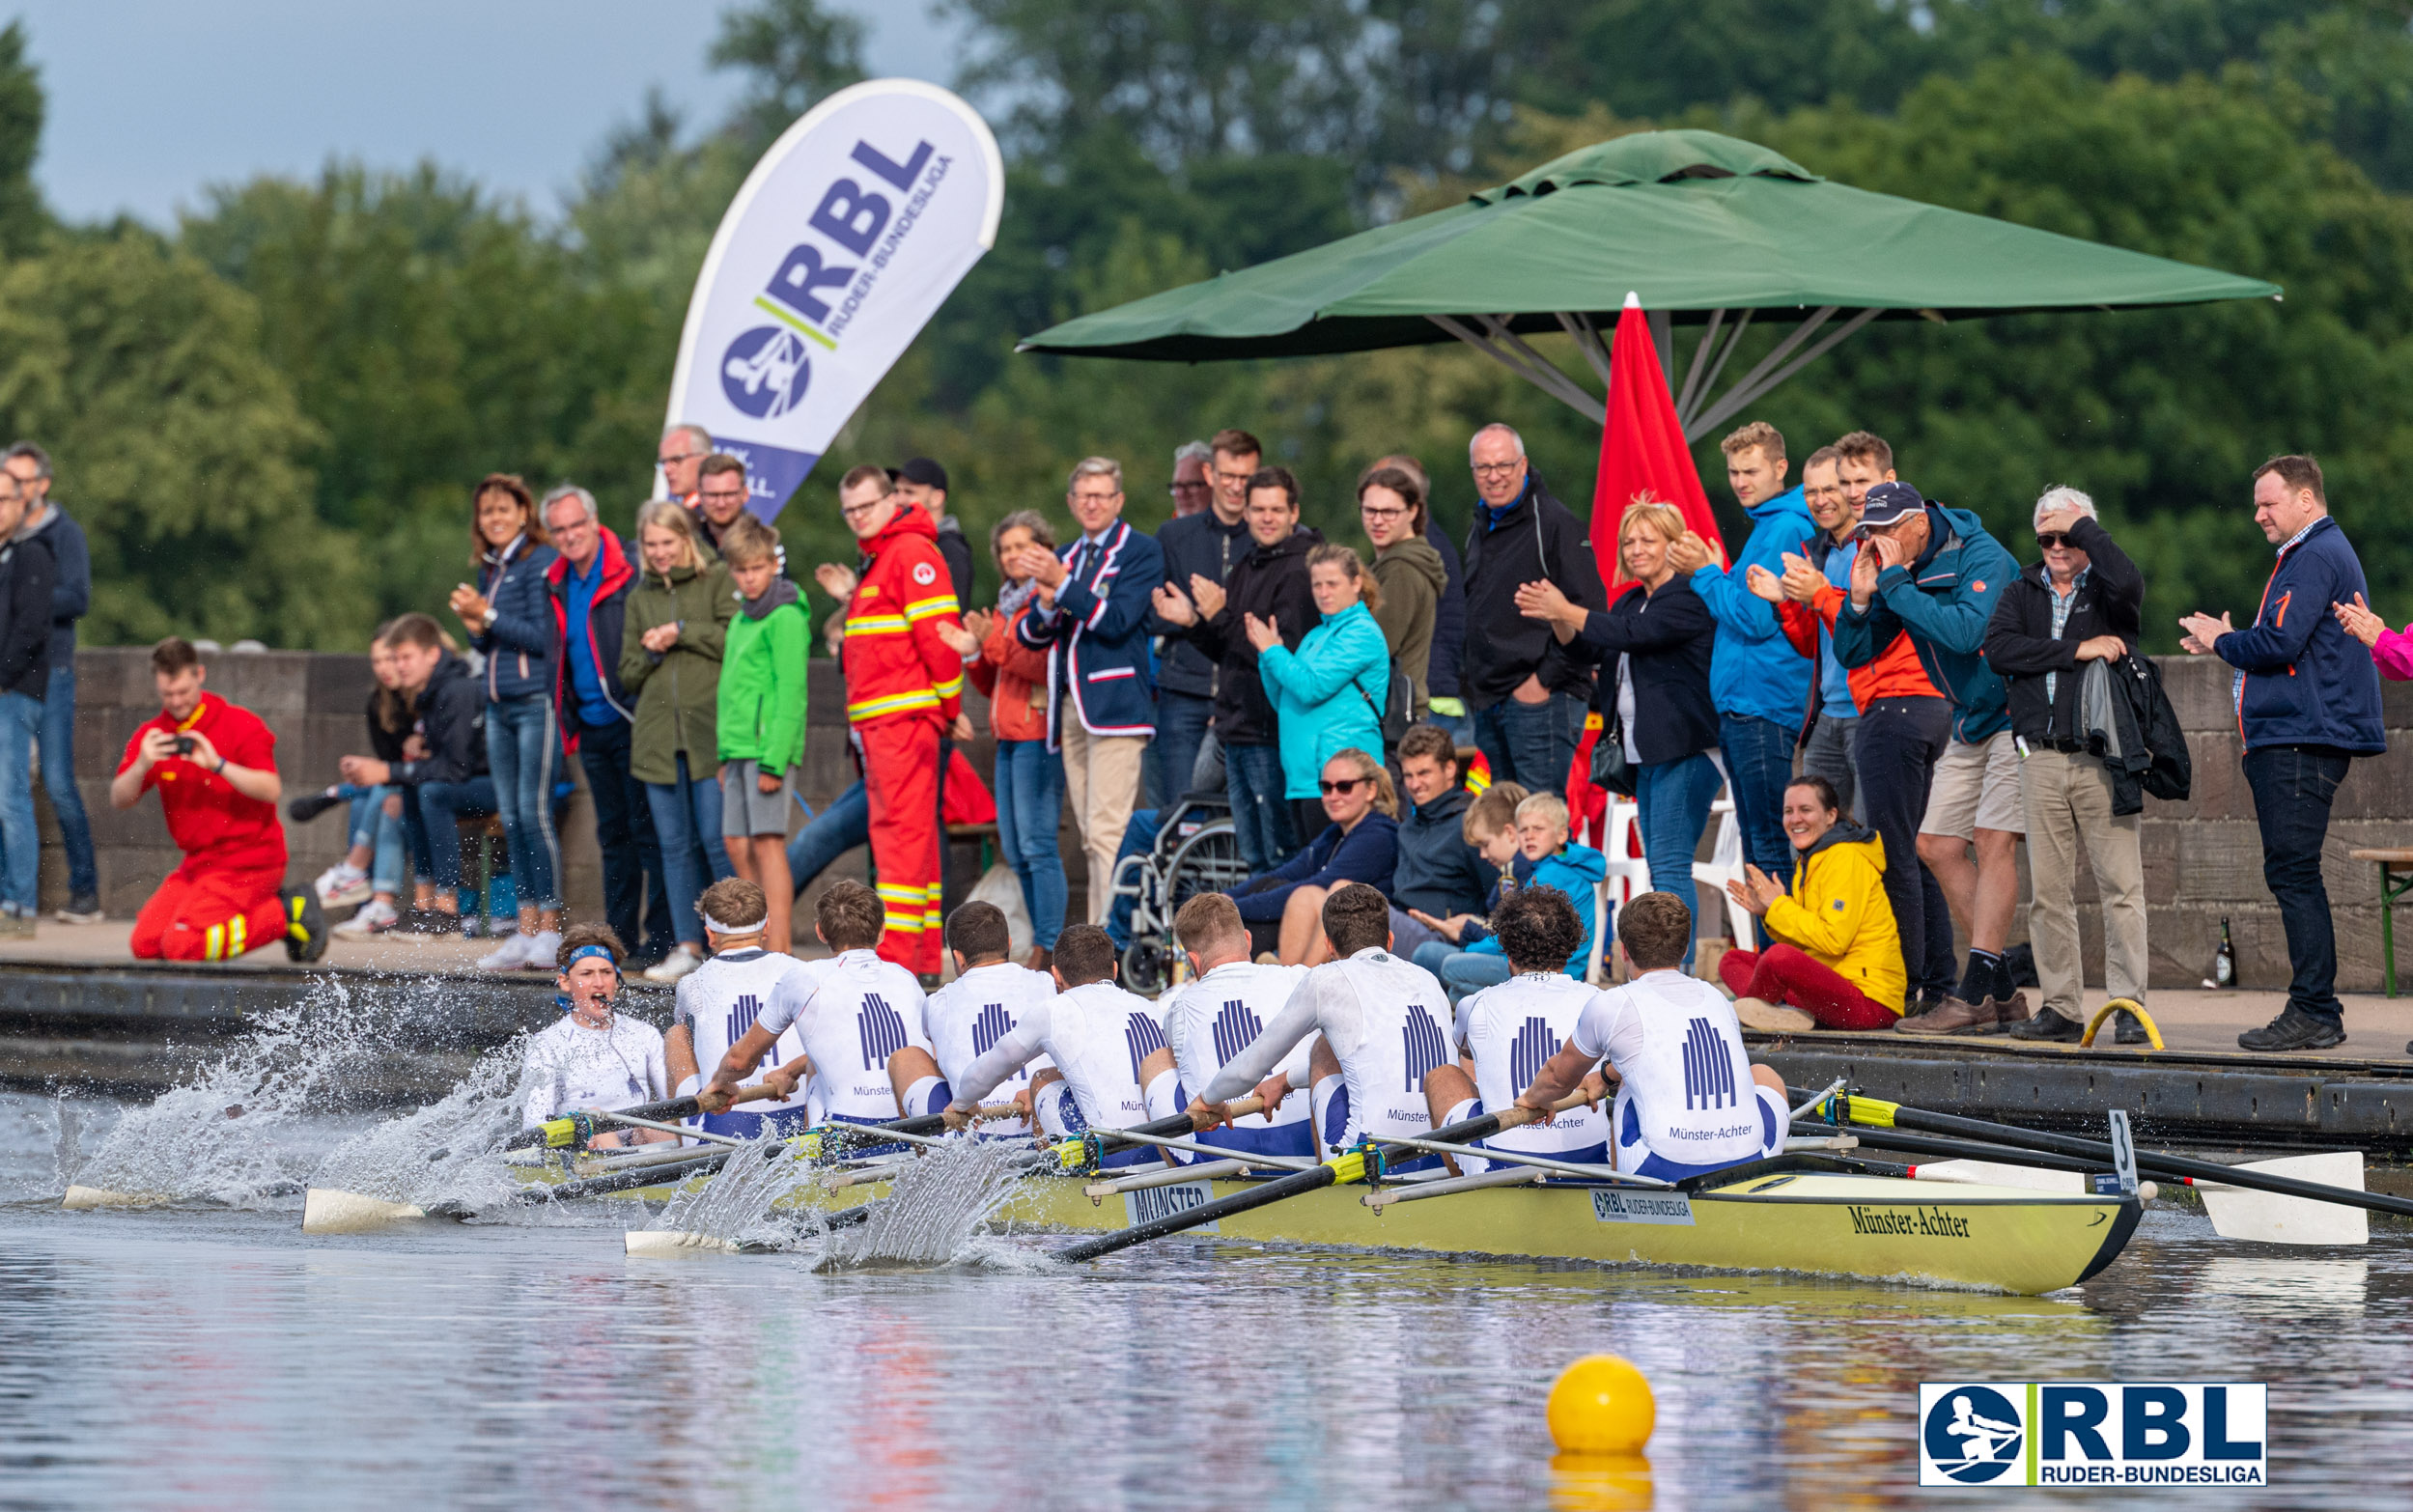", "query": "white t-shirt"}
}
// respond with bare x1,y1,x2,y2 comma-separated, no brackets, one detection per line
922,961,1057,1133
759,949,933,1123
1455,972,1608,1156
1202,947,1453,1148
672,948,810,1113
1570,969,1765,1168
952,979,1163,1133
520,1013,670,1125
1161,961,1312,1127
